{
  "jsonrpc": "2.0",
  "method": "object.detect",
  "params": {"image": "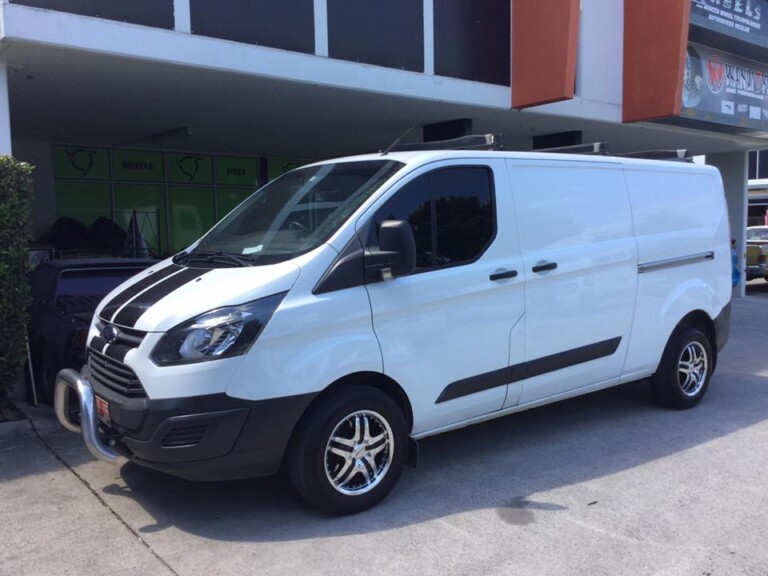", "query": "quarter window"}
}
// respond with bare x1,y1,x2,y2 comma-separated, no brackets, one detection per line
367,166,495,270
